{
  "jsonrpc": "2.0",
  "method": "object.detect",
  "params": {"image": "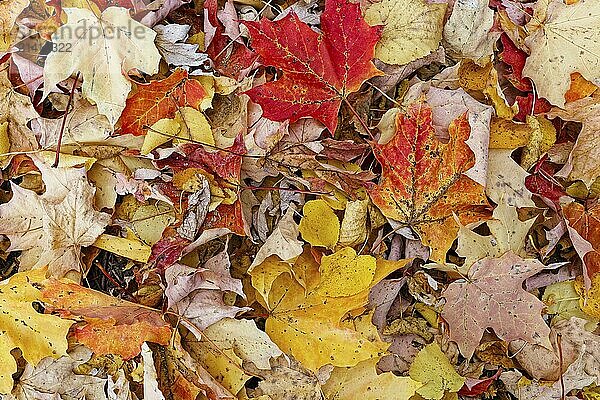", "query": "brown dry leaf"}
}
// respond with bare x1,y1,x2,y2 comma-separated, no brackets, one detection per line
0,161,110,277
442,252,551,358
